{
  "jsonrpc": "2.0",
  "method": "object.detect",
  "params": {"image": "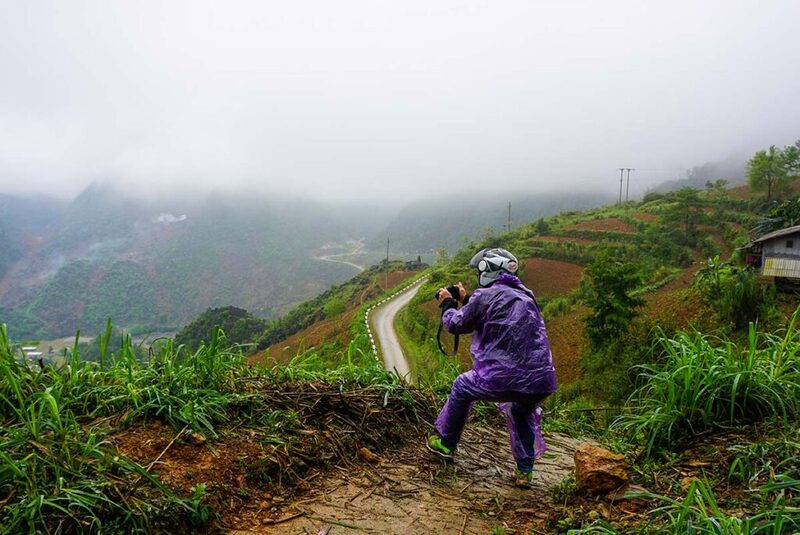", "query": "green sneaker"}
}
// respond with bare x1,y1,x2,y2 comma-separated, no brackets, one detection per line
426,435,454,460
514,469,534,488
